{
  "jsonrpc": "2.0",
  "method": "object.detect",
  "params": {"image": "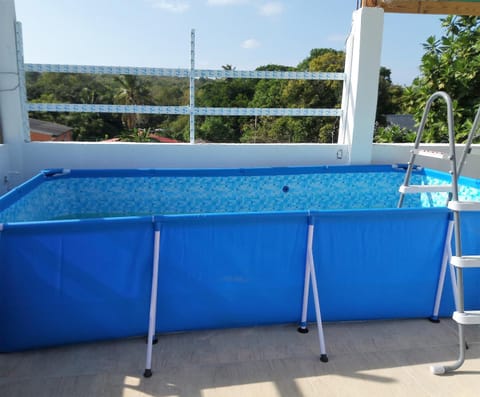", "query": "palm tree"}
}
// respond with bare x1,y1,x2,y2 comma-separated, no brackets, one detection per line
114,75,152,130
